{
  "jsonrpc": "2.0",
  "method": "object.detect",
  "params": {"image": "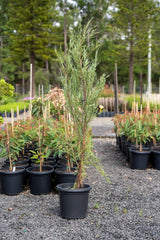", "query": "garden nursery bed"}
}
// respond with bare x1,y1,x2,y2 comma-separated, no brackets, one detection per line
1,138,160,240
